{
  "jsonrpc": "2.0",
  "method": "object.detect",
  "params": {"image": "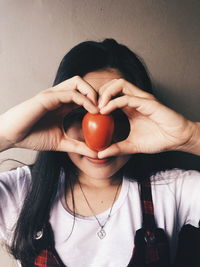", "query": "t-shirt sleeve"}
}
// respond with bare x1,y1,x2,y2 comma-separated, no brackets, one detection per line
175,169,200,228
0,166,31,243
157,169,200,228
